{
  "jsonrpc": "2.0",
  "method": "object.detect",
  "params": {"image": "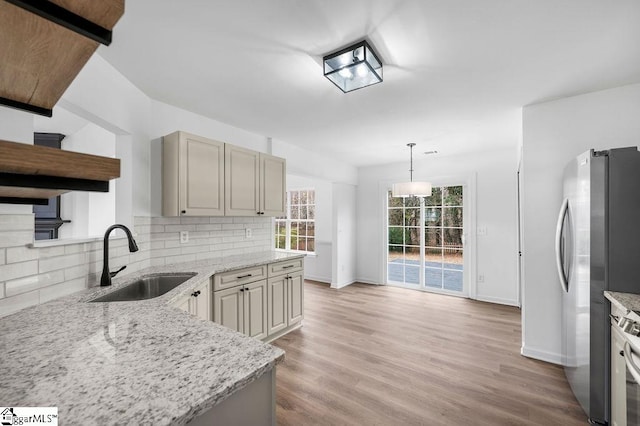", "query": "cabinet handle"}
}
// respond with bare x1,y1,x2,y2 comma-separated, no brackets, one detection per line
282,265,295,269
240,288,245,292
237,274,252,279
191,290,201,297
